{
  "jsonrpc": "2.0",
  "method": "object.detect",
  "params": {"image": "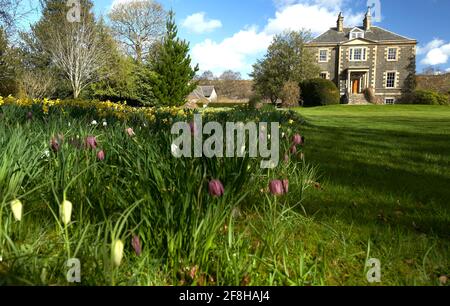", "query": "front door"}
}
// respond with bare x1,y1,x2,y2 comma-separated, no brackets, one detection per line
352,79,360,94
